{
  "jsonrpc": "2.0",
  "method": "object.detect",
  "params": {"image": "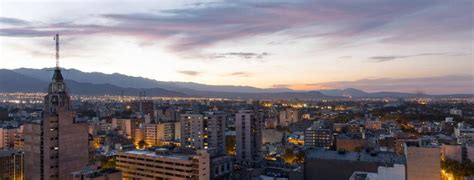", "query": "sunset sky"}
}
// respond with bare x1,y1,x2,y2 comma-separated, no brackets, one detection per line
0,0,472,94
